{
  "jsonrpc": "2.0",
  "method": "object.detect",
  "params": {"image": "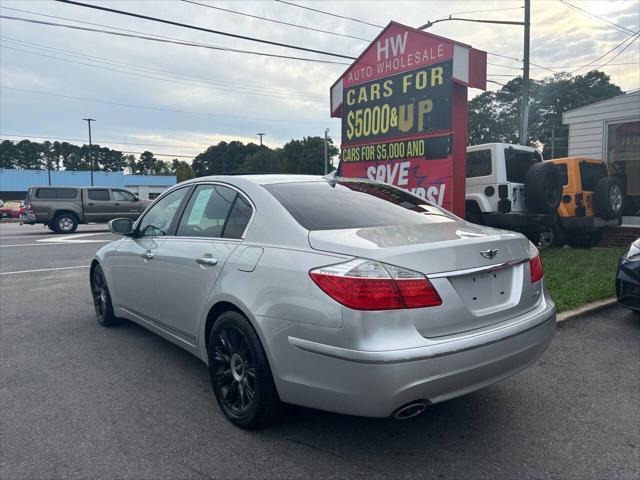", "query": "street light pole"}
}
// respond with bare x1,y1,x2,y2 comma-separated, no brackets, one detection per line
324,128,329,175
257,133,265,146
418,6,531,146
83,118,96,186
519,0,531,145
